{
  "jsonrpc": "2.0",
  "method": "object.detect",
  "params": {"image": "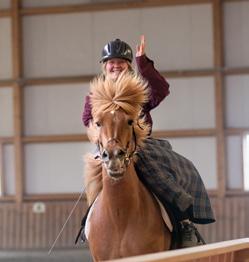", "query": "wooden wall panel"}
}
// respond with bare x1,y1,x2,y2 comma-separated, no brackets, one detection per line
197,196,248,244
0,196,248,249
0,200,88,249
